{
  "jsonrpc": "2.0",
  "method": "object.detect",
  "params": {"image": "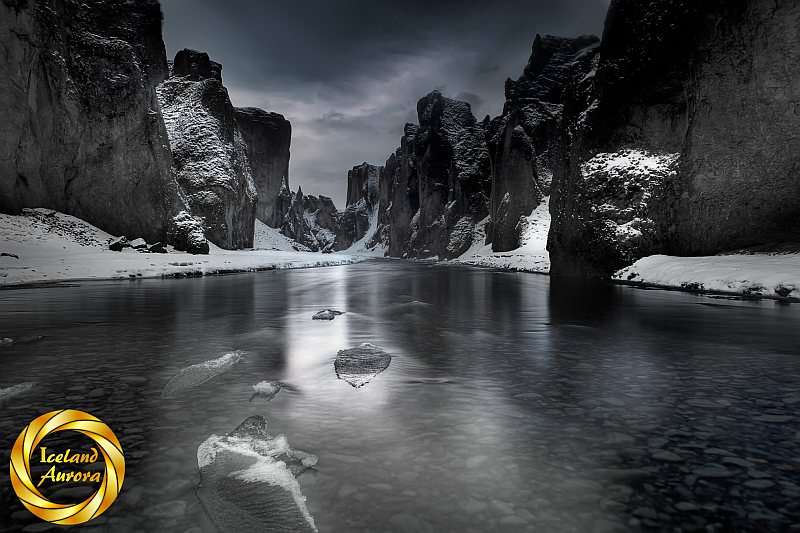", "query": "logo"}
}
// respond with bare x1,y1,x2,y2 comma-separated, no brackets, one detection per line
9,410,125,525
